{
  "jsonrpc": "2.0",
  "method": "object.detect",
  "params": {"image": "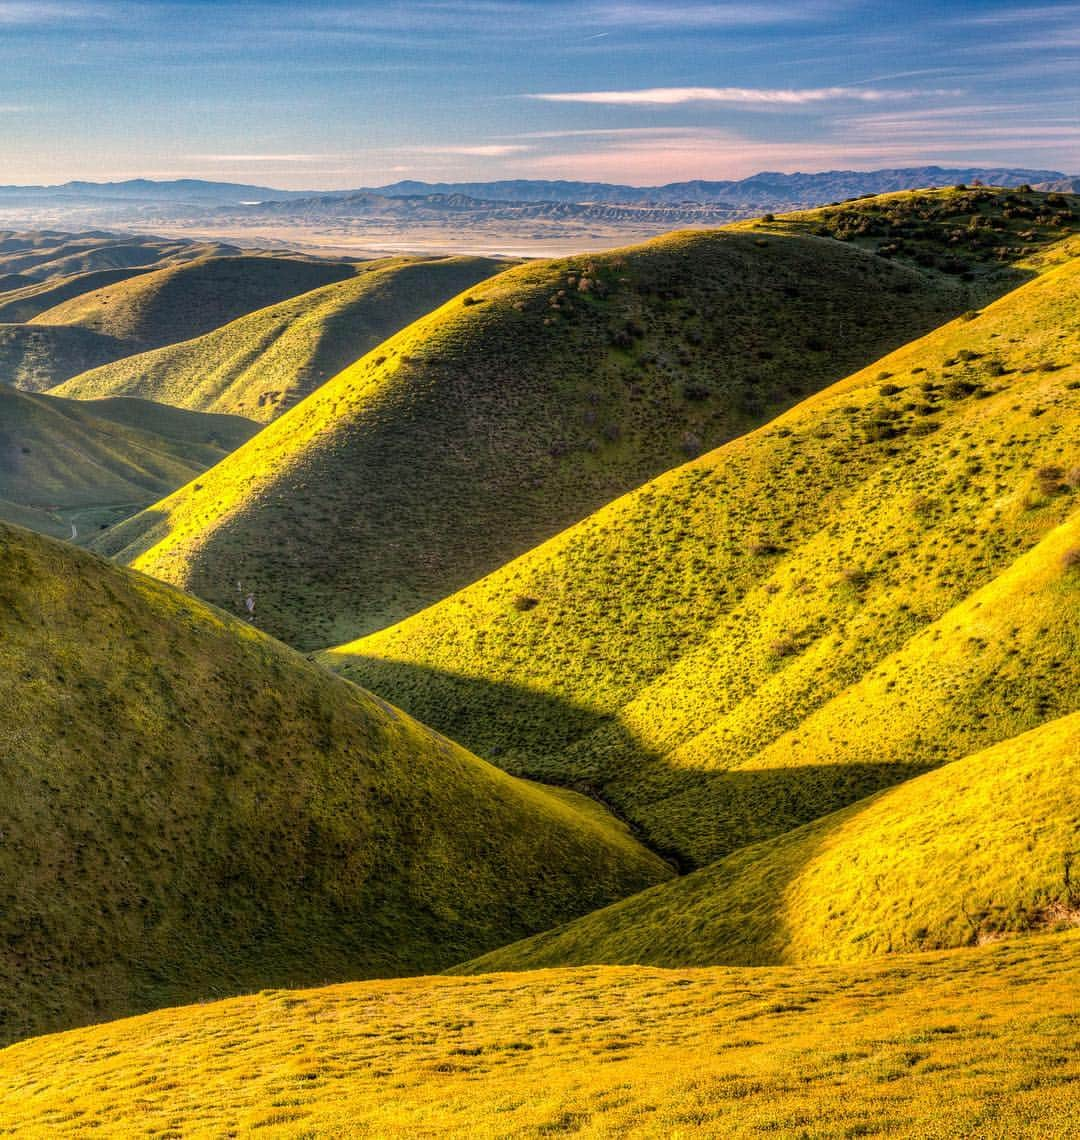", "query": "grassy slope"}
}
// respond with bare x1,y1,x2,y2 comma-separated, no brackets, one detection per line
0,932,1076,1137
0,323,132,391
0,234,236,281
0,523,669,1044
329,249,1080,868
739,185,1080,289
0,266,162,324
462,712,1080,973
28,254,357,351
52,256,507,422
93,194,1039,650
0,386,257,523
